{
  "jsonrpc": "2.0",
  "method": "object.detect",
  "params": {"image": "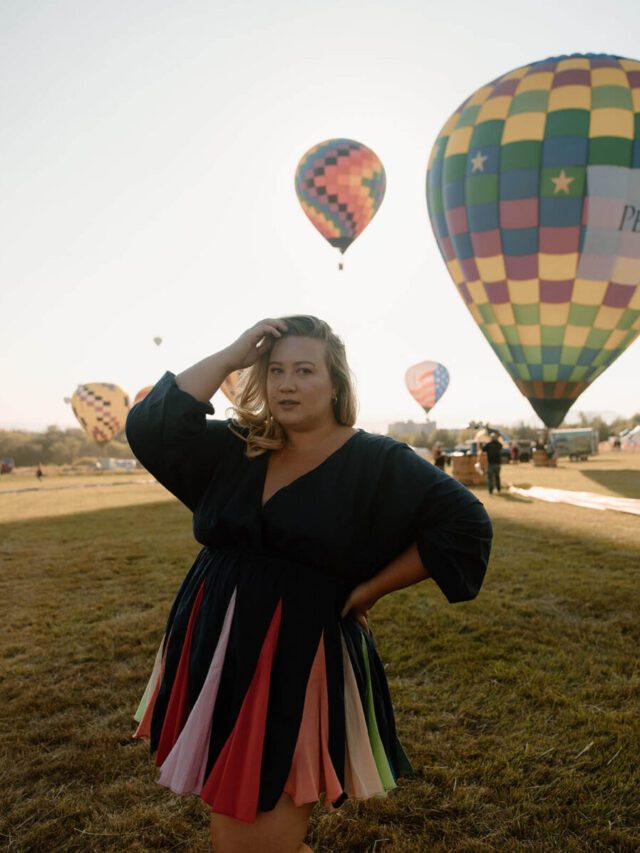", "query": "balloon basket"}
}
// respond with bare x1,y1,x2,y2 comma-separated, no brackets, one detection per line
533,450,557,467
451,454,485,487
